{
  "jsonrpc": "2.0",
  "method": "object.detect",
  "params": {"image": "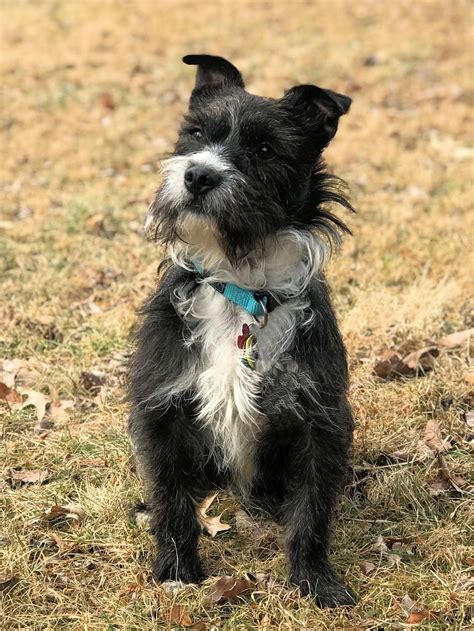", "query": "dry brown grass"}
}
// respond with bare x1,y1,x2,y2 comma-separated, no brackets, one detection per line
1,1,473,629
